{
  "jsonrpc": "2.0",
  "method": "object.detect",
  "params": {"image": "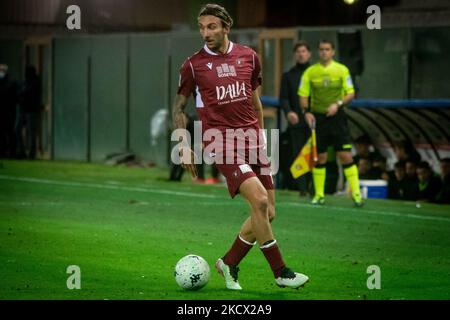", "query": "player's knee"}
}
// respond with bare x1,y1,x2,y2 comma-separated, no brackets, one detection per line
257,197,269,214
252,194,269,217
